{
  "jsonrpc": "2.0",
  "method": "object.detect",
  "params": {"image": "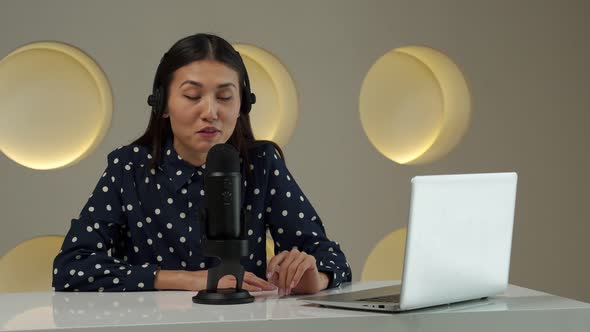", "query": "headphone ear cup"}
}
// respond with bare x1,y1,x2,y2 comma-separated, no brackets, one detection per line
147,86,165,116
